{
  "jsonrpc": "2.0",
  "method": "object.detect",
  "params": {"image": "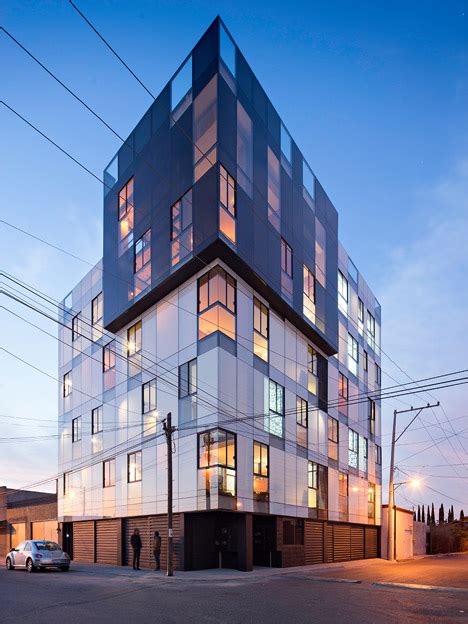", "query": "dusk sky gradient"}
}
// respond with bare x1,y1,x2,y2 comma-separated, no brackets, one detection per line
1,0,467,514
